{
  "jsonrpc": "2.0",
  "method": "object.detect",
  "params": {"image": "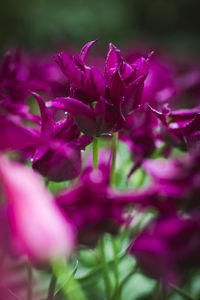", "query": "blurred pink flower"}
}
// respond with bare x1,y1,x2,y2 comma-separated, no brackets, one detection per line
0,156,74,261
